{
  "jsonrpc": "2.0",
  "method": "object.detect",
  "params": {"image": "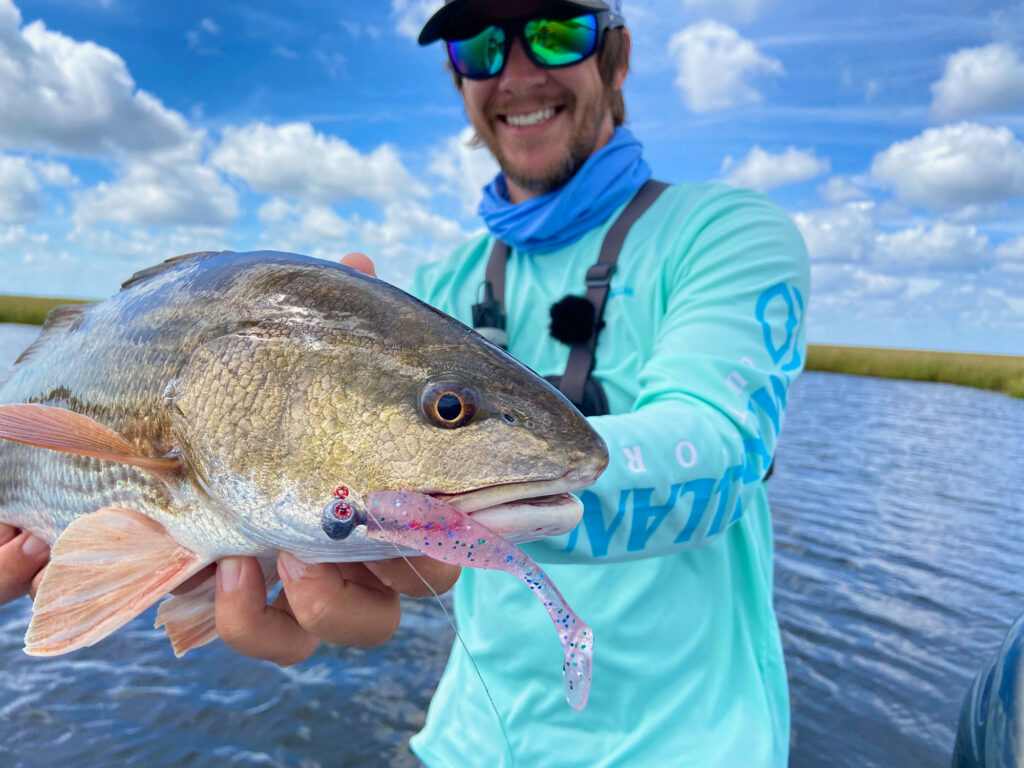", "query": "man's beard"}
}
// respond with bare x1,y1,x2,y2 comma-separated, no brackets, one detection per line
485,88,611,196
